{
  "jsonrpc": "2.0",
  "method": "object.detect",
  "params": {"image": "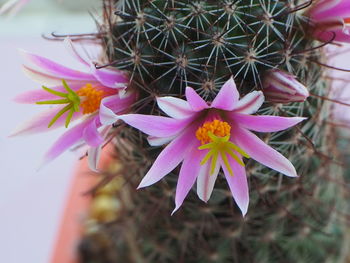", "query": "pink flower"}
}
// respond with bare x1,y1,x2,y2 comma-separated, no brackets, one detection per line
12,39,136,171
308,0,350,43
262,69,309,103
101,78,306,215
